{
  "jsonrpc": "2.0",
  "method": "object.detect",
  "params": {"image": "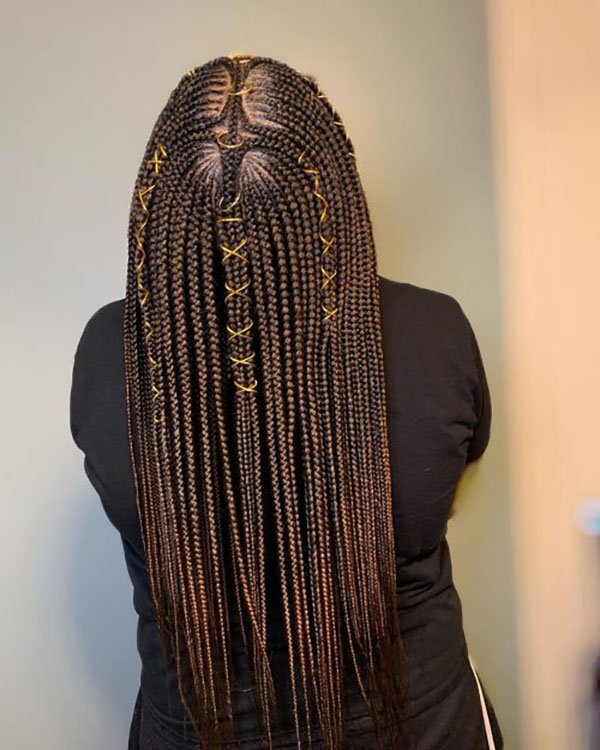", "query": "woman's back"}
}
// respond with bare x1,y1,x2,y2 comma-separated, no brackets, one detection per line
70,275,502,749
